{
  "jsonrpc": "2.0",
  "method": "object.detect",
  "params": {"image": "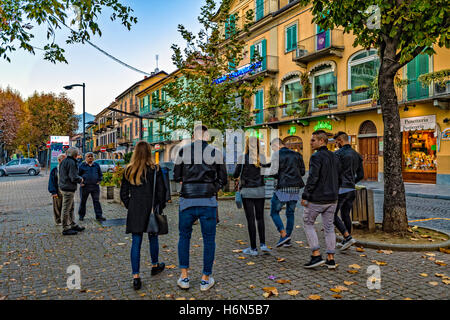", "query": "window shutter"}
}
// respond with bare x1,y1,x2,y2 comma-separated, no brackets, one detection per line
417,54,429,98
407,57,417,100
292,25,297,50
250,44,255,62
286,27,292,52
261,39,267,70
